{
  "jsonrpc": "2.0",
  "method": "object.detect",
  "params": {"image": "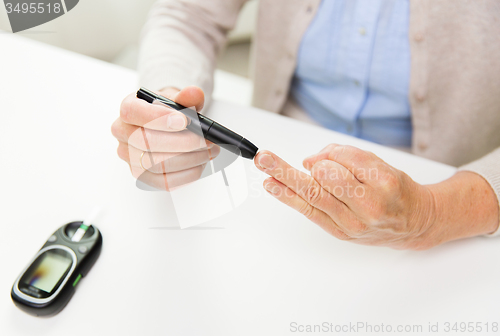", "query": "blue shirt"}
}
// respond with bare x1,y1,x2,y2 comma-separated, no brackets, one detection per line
291,0,412,147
